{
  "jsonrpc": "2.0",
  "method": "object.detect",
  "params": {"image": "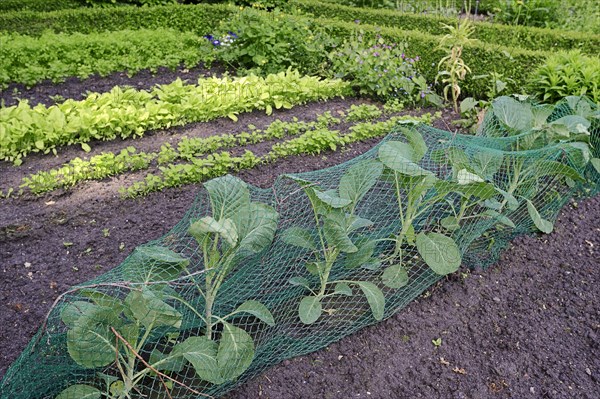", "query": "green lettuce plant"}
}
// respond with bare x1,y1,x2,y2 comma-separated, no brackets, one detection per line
282,160,385,325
